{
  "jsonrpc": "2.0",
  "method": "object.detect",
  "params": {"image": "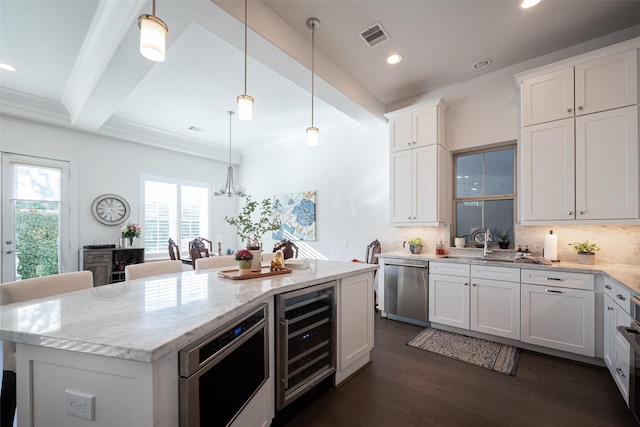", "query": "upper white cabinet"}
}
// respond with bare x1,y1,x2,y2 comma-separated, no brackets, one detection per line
386,98,447,226
521,49,637,127
518,40,640,224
